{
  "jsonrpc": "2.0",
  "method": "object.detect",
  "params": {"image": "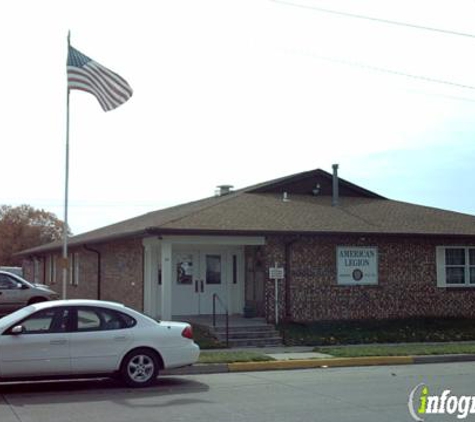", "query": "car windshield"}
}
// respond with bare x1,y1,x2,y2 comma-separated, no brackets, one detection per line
0,306,34,329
